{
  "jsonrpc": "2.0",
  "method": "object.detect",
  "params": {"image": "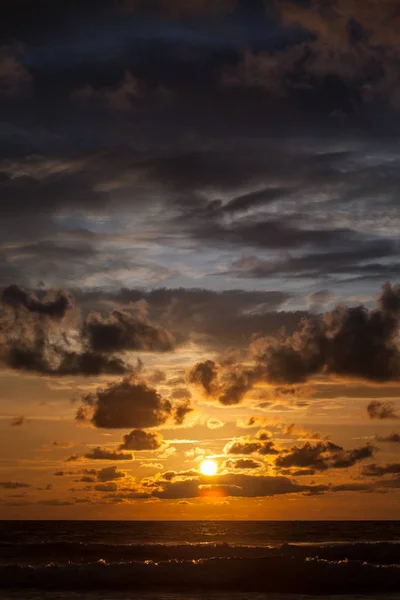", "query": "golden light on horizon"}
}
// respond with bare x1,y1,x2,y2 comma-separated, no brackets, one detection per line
200,458,218,476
